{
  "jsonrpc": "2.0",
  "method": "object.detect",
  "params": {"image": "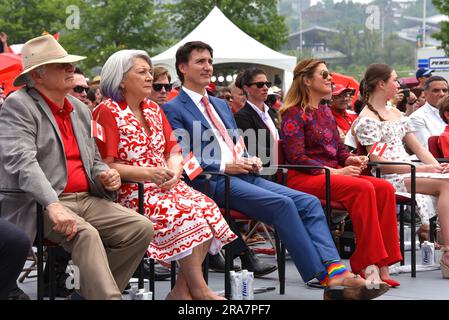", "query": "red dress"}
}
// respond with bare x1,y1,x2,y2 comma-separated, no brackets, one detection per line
94,98,236,262
280,104,402,273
